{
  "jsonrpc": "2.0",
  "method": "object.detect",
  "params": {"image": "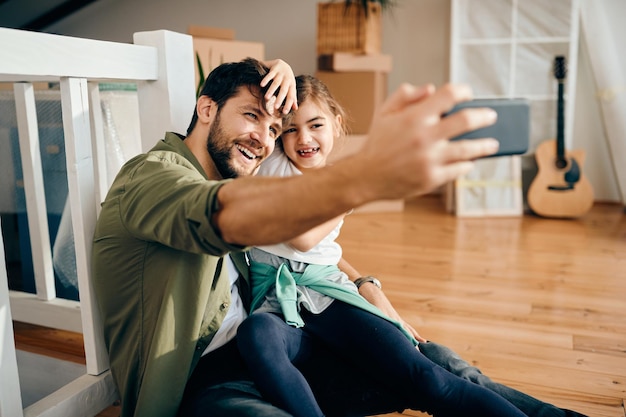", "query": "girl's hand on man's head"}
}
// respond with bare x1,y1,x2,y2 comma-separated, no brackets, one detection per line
261,59,298,115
